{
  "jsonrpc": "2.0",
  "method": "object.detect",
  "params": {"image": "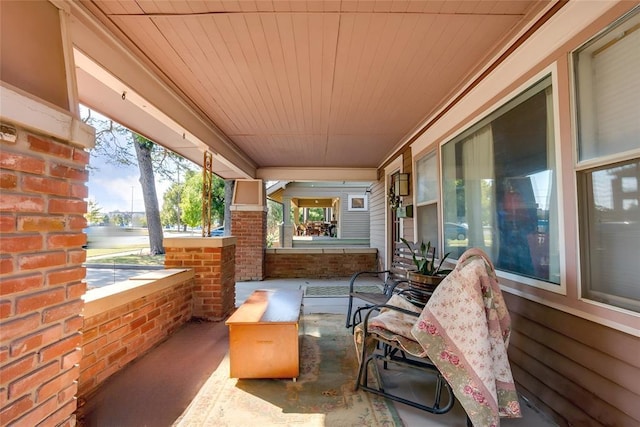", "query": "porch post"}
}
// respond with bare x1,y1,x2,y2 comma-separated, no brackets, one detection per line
230,179,267,280
0,2,93,425
282,197,293,248
164,237,236,320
